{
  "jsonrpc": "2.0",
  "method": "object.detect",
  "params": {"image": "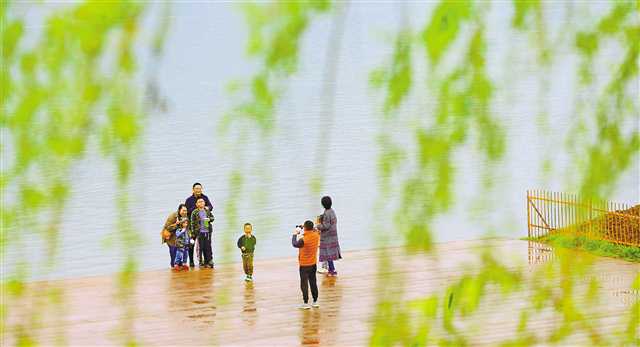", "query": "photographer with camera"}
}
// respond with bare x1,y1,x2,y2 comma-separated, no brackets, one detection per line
292,221,321,309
